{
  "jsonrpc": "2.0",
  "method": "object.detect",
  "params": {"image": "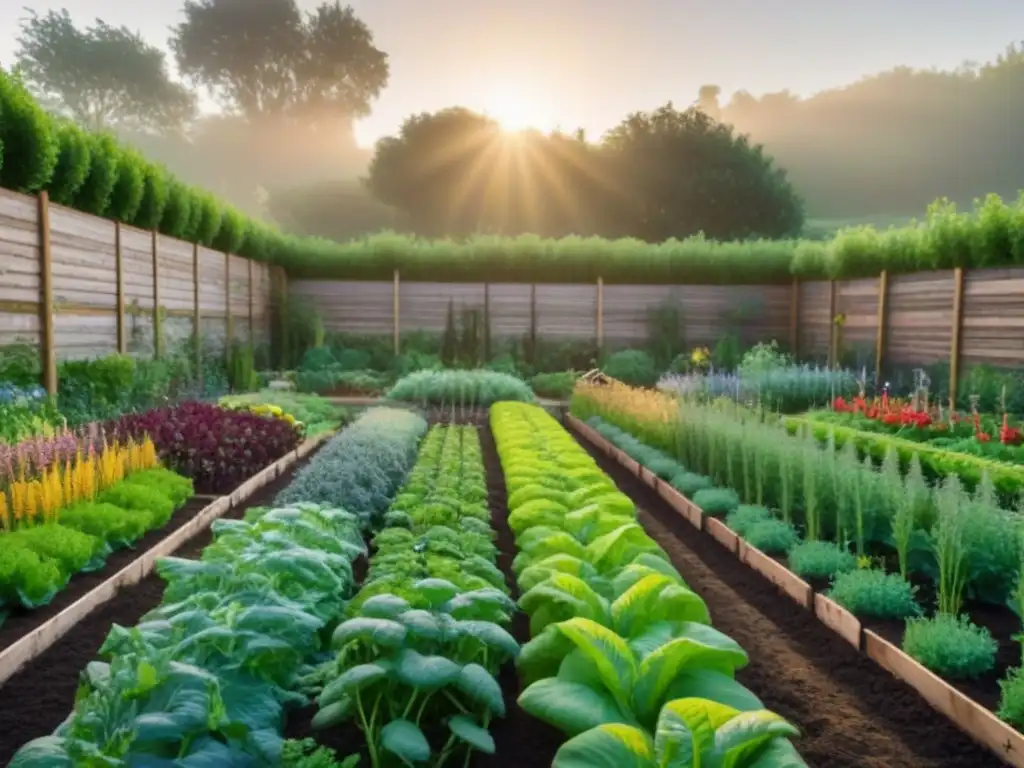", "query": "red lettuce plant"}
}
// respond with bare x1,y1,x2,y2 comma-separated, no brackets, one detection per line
105,402,300,494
